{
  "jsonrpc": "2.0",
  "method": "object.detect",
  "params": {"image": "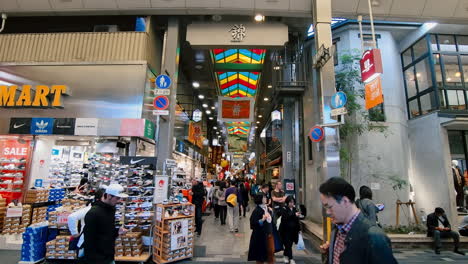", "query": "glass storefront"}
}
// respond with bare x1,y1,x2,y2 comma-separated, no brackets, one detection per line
402,34,468,119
